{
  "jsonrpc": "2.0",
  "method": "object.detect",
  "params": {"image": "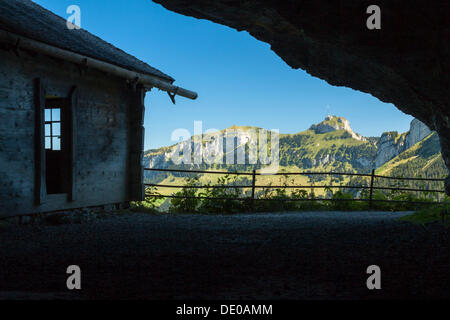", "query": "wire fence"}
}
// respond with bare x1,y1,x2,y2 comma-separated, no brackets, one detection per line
144,168,447,209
